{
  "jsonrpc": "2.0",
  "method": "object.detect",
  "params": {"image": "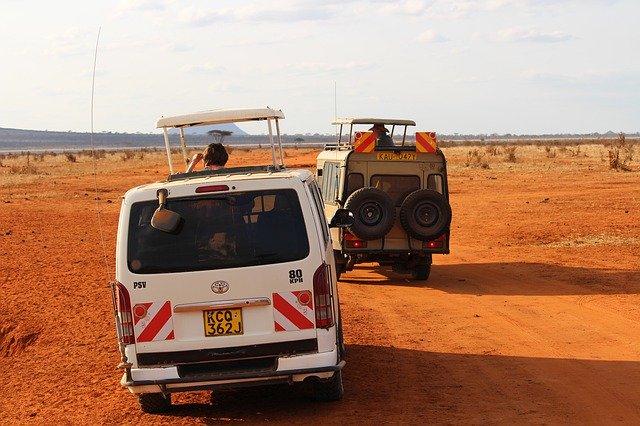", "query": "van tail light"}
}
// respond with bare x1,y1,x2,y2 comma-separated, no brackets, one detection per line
422,234,446,249
112,281,135,345
313,263,334,329
345,232,367,249
195,184,229,193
